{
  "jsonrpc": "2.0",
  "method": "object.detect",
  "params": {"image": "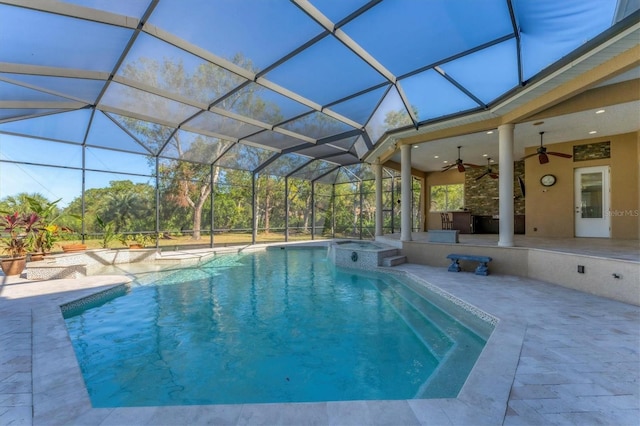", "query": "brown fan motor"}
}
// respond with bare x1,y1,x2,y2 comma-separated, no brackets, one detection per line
442,146,481,172
476,158,499,181
522,132,572,164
